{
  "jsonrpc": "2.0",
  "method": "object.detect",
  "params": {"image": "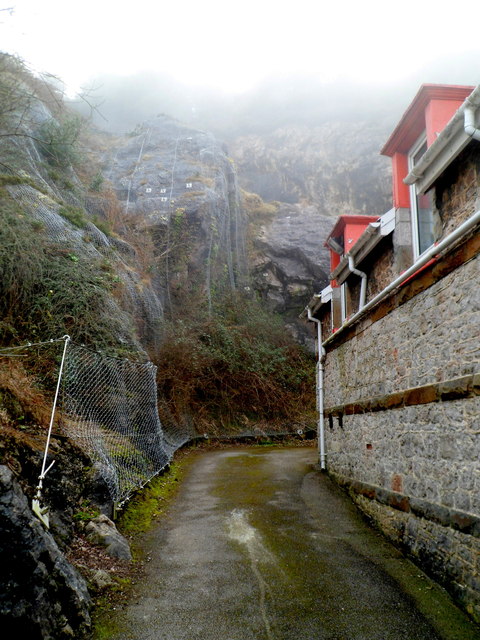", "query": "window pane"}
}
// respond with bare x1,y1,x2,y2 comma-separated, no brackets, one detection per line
416,190,434,254
413,141,427,166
